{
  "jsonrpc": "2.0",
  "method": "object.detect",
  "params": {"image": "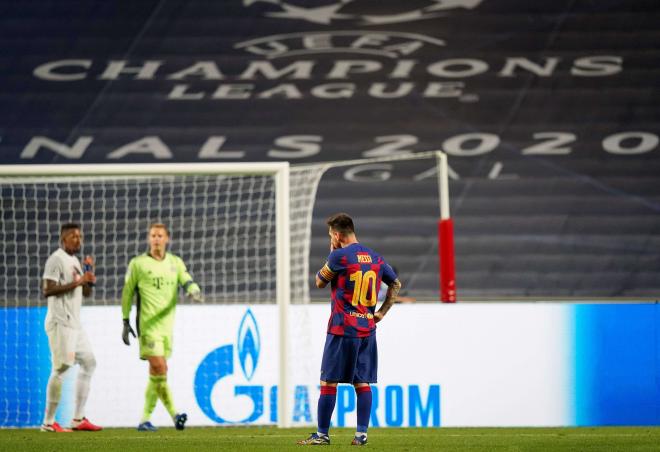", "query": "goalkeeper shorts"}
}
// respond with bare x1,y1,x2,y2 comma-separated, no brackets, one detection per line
320,333,377,384
139,333,172,360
